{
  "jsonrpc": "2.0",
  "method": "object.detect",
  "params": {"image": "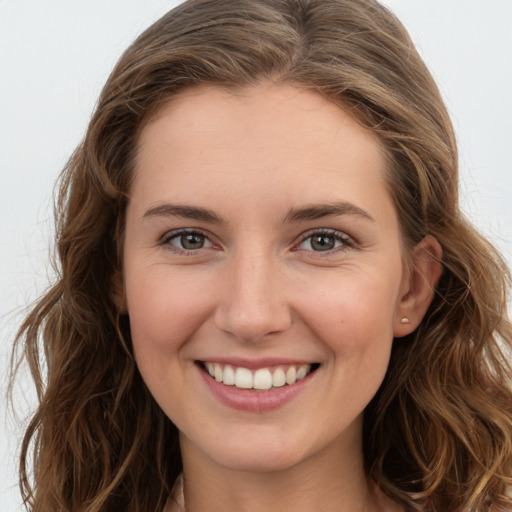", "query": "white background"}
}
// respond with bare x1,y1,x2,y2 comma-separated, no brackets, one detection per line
1,1,511,509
